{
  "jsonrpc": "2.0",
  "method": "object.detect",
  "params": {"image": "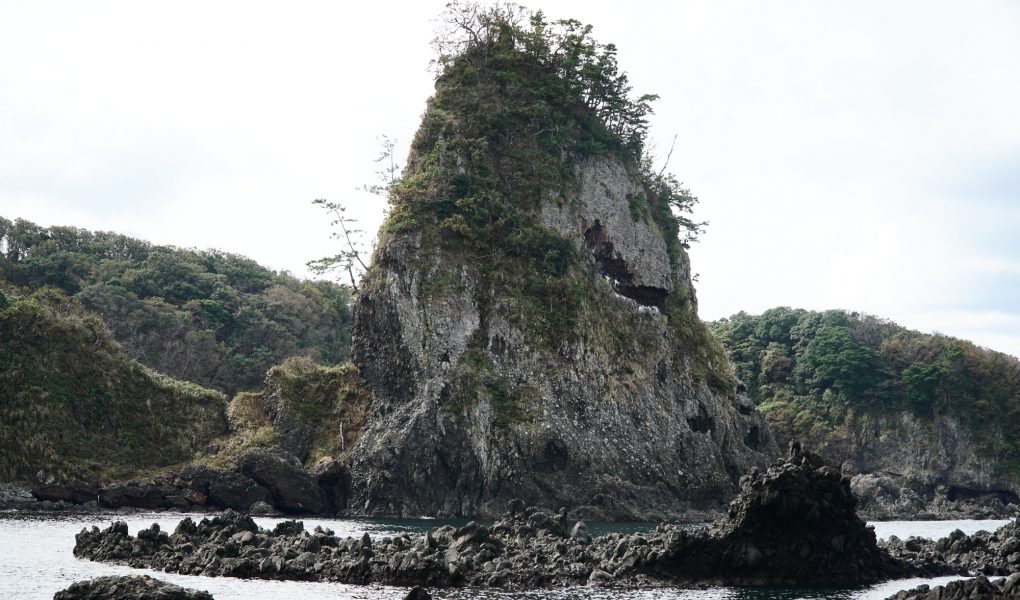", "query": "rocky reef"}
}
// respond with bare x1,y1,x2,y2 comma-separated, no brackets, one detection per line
883,516,1020,576
53,575,213,600
885,575,1020,600
72,455,913,588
